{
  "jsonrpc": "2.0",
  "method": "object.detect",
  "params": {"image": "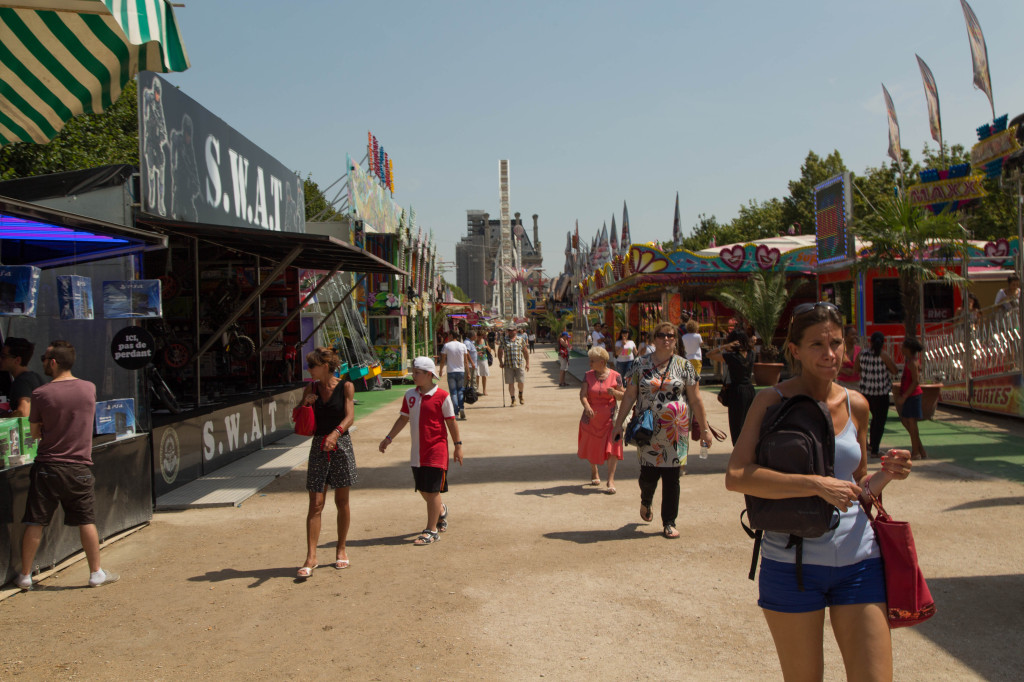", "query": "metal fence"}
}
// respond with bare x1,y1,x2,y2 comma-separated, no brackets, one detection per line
923,304,1021,383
